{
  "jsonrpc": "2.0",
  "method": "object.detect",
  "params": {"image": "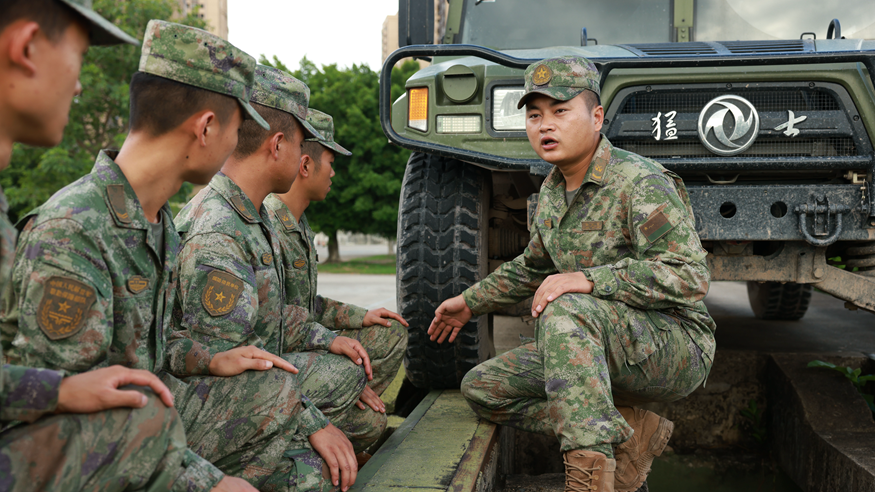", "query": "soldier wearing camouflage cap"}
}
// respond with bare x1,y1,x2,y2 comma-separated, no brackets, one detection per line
1,19,295,492
0,4,226,492
264,109,408,460
169,65,366,491
429,56,716,492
